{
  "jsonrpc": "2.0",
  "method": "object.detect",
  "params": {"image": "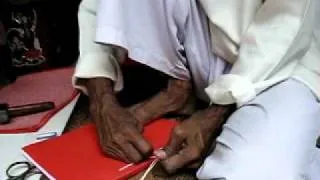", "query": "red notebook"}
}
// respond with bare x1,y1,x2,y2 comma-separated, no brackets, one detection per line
22,119,177,180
